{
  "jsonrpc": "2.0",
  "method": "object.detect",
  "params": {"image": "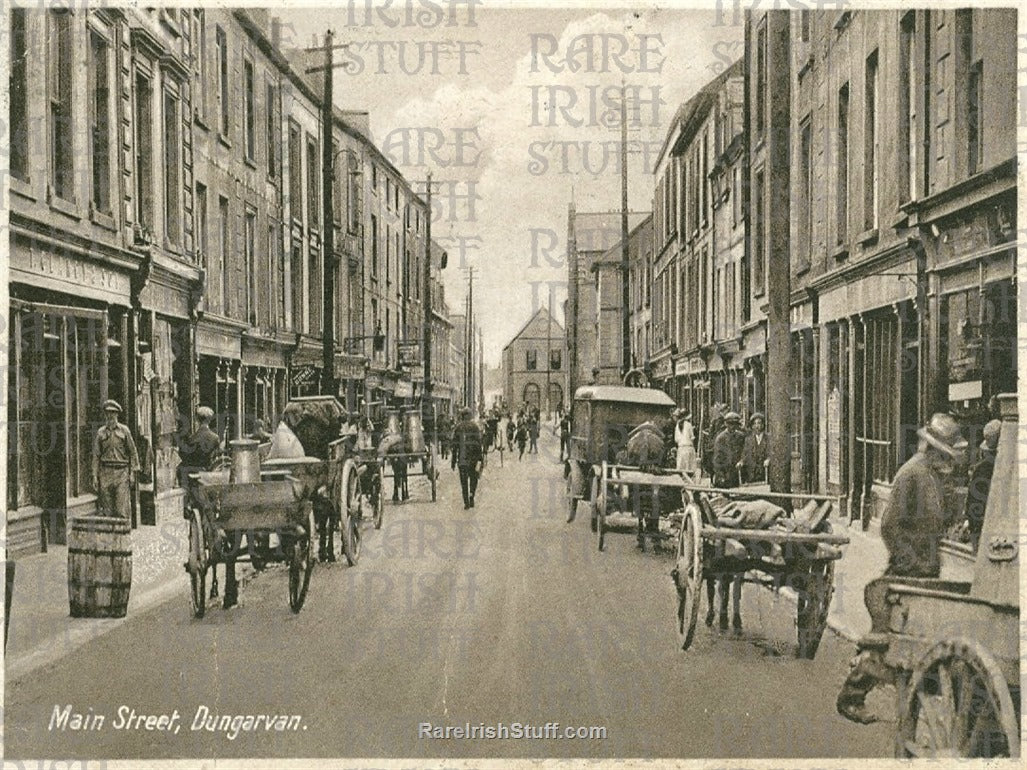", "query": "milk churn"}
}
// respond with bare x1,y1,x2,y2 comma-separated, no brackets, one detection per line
229,438,261,483
404,409,426,454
